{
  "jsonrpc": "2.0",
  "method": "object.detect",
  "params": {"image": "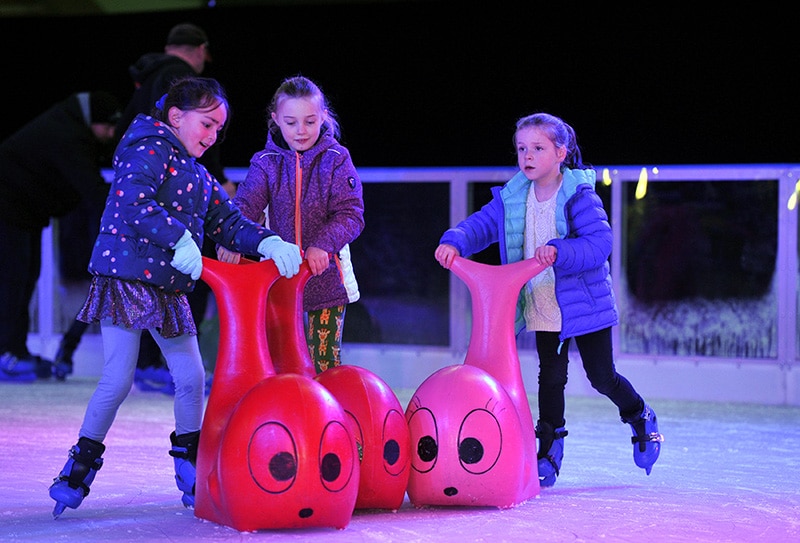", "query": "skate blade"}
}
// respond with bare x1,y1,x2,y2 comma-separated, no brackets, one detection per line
52,501,67,519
